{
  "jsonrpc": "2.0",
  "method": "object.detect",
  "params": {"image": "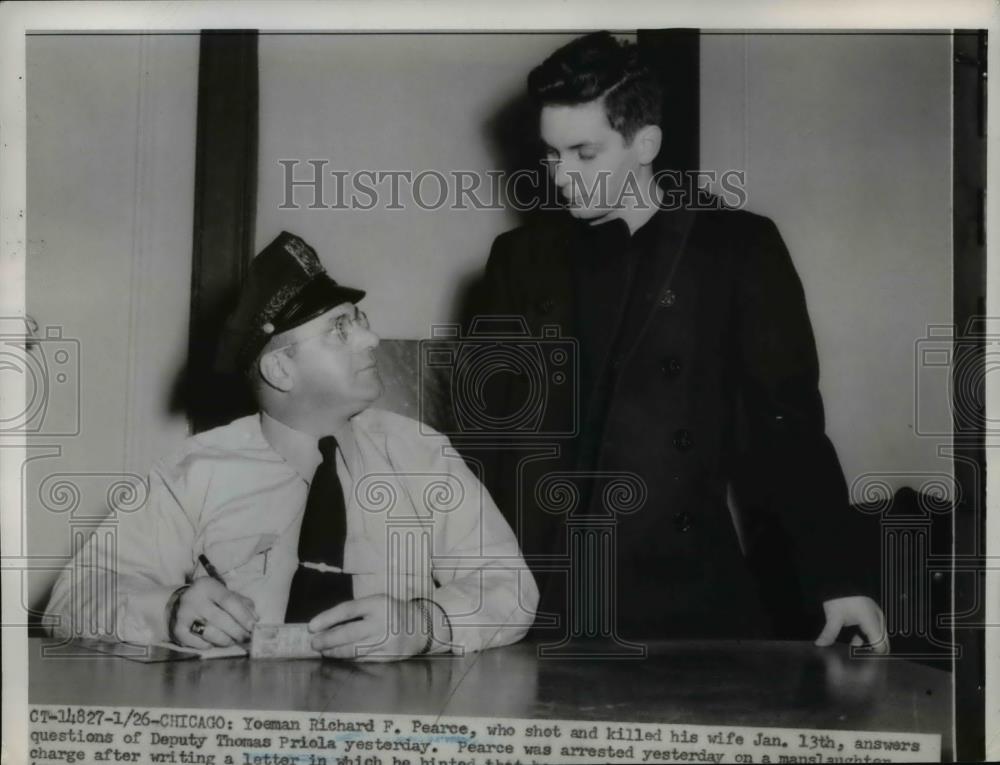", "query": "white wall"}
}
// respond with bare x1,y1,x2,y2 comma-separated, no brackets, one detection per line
255,33,580,338
700,32,954,500
25,34,198,610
